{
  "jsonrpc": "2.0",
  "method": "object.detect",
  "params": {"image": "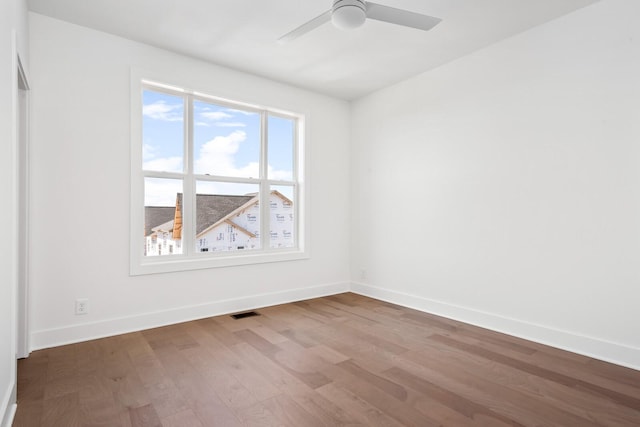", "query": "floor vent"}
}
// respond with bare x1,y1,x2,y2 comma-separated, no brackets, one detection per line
231,311,260,320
